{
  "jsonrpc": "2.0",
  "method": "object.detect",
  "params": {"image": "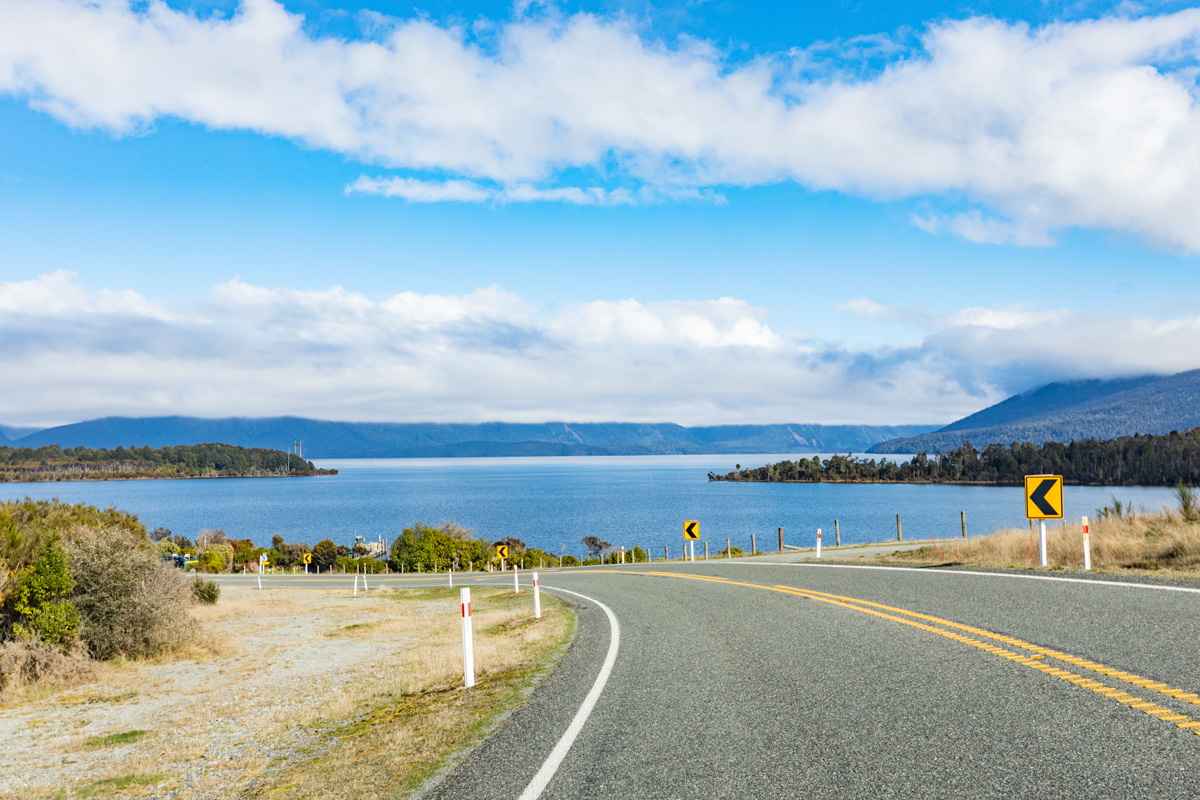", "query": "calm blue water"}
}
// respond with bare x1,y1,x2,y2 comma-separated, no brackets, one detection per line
0,455,1180,557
